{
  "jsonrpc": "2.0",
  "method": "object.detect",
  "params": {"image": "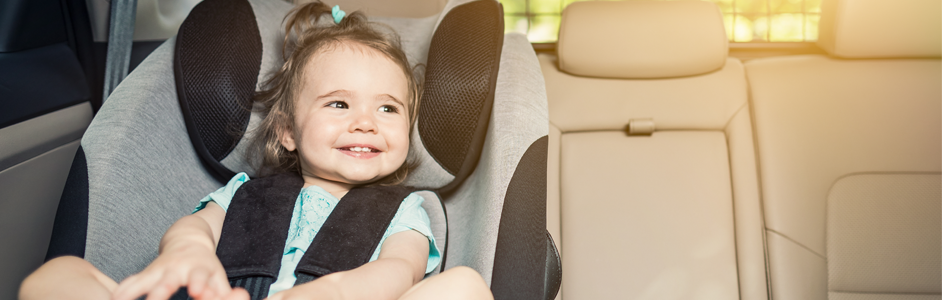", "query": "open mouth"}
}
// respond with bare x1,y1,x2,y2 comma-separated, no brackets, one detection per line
340,146,380,153
338,145,382,159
